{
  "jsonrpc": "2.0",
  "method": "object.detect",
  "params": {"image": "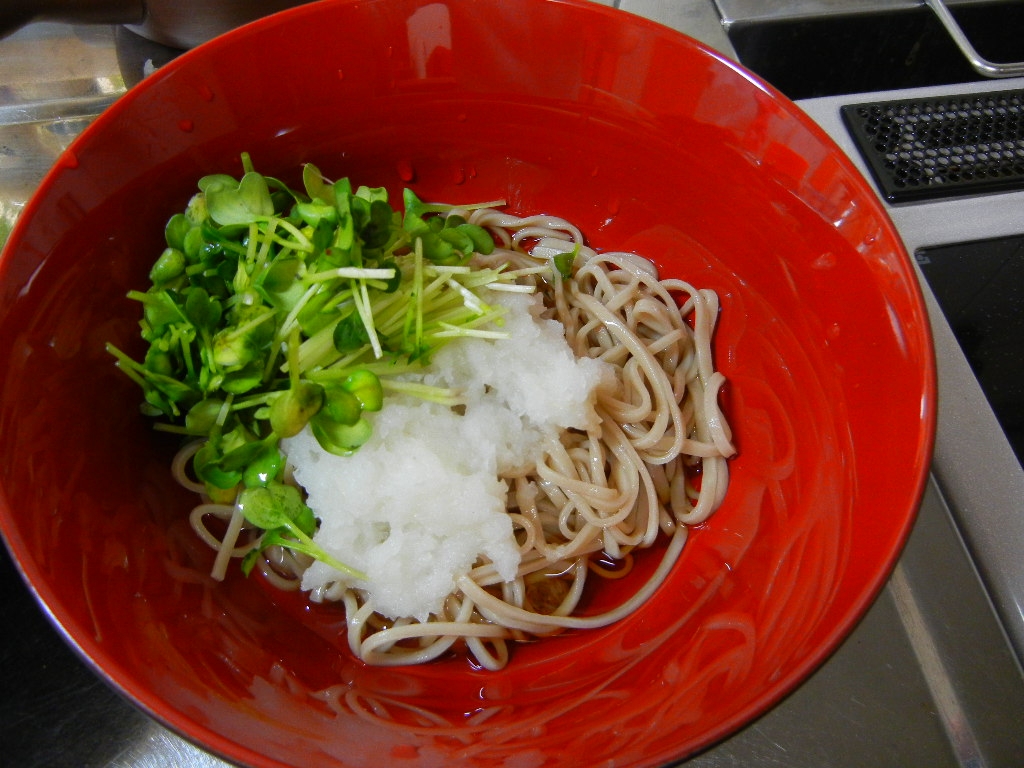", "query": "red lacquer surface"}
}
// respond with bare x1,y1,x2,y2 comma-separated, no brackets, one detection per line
0,1,935,766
